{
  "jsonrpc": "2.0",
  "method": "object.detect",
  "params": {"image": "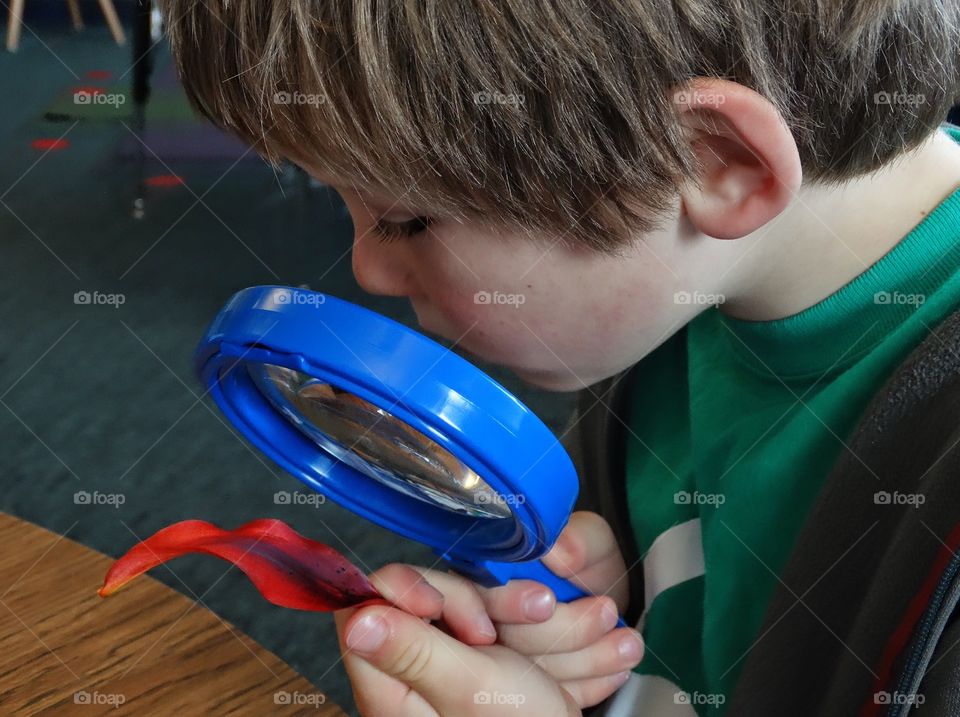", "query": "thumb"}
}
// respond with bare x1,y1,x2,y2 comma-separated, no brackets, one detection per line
344,604,492,714
542,511,629,612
